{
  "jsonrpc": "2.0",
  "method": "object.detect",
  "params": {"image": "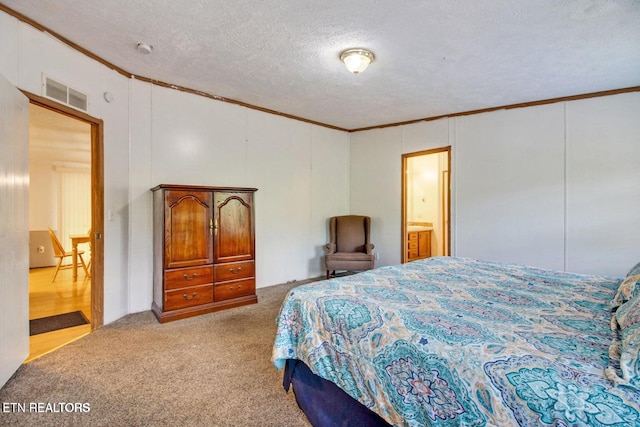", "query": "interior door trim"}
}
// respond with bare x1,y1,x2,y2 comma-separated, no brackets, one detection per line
22,90,105,329
401,146,451,264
